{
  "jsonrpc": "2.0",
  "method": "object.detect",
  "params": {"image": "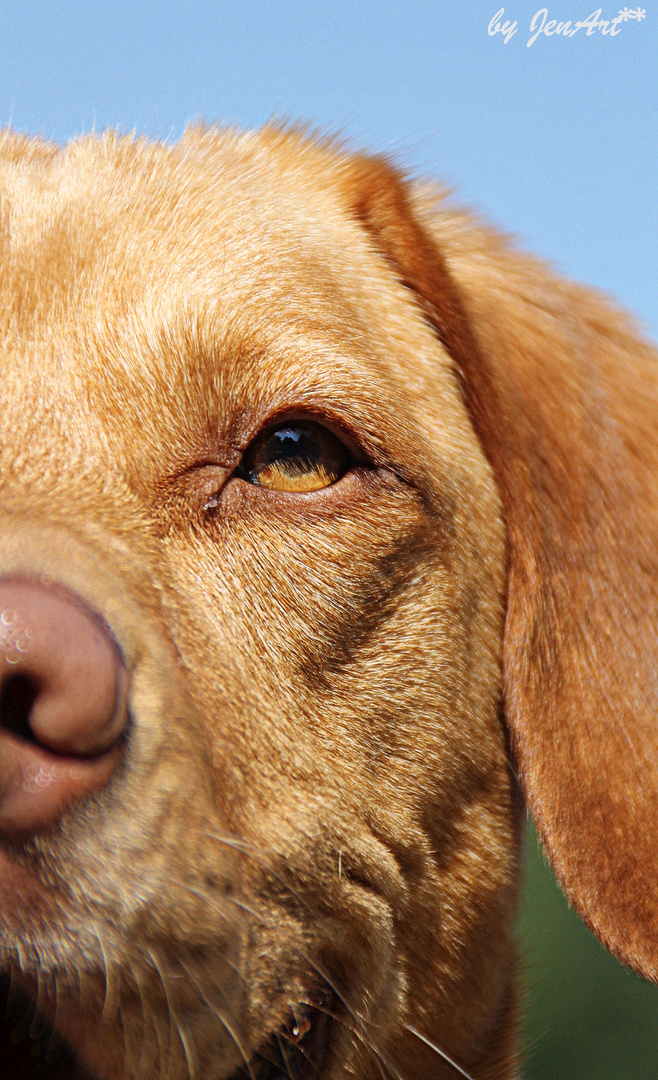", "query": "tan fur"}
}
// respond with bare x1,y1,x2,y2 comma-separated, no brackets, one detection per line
0,124,655,1080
